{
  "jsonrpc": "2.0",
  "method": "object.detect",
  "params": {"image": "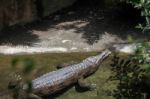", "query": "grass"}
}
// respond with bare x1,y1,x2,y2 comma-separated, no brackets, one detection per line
0,52,130,99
